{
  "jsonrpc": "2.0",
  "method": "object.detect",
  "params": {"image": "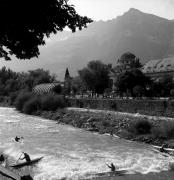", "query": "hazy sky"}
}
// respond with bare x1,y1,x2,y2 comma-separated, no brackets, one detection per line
69,0,174,21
